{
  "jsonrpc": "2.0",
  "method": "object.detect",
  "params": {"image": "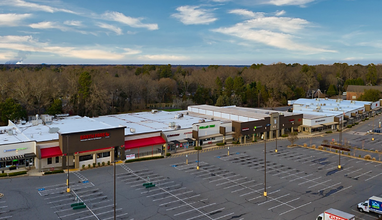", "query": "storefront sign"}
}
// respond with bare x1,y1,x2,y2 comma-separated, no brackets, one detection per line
184,132,192,134
80,132,110,141
315,119,325,123
3,147,28,153
126,154,135,160
199,125,215,129
167,134,180,137
242,127,249,131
